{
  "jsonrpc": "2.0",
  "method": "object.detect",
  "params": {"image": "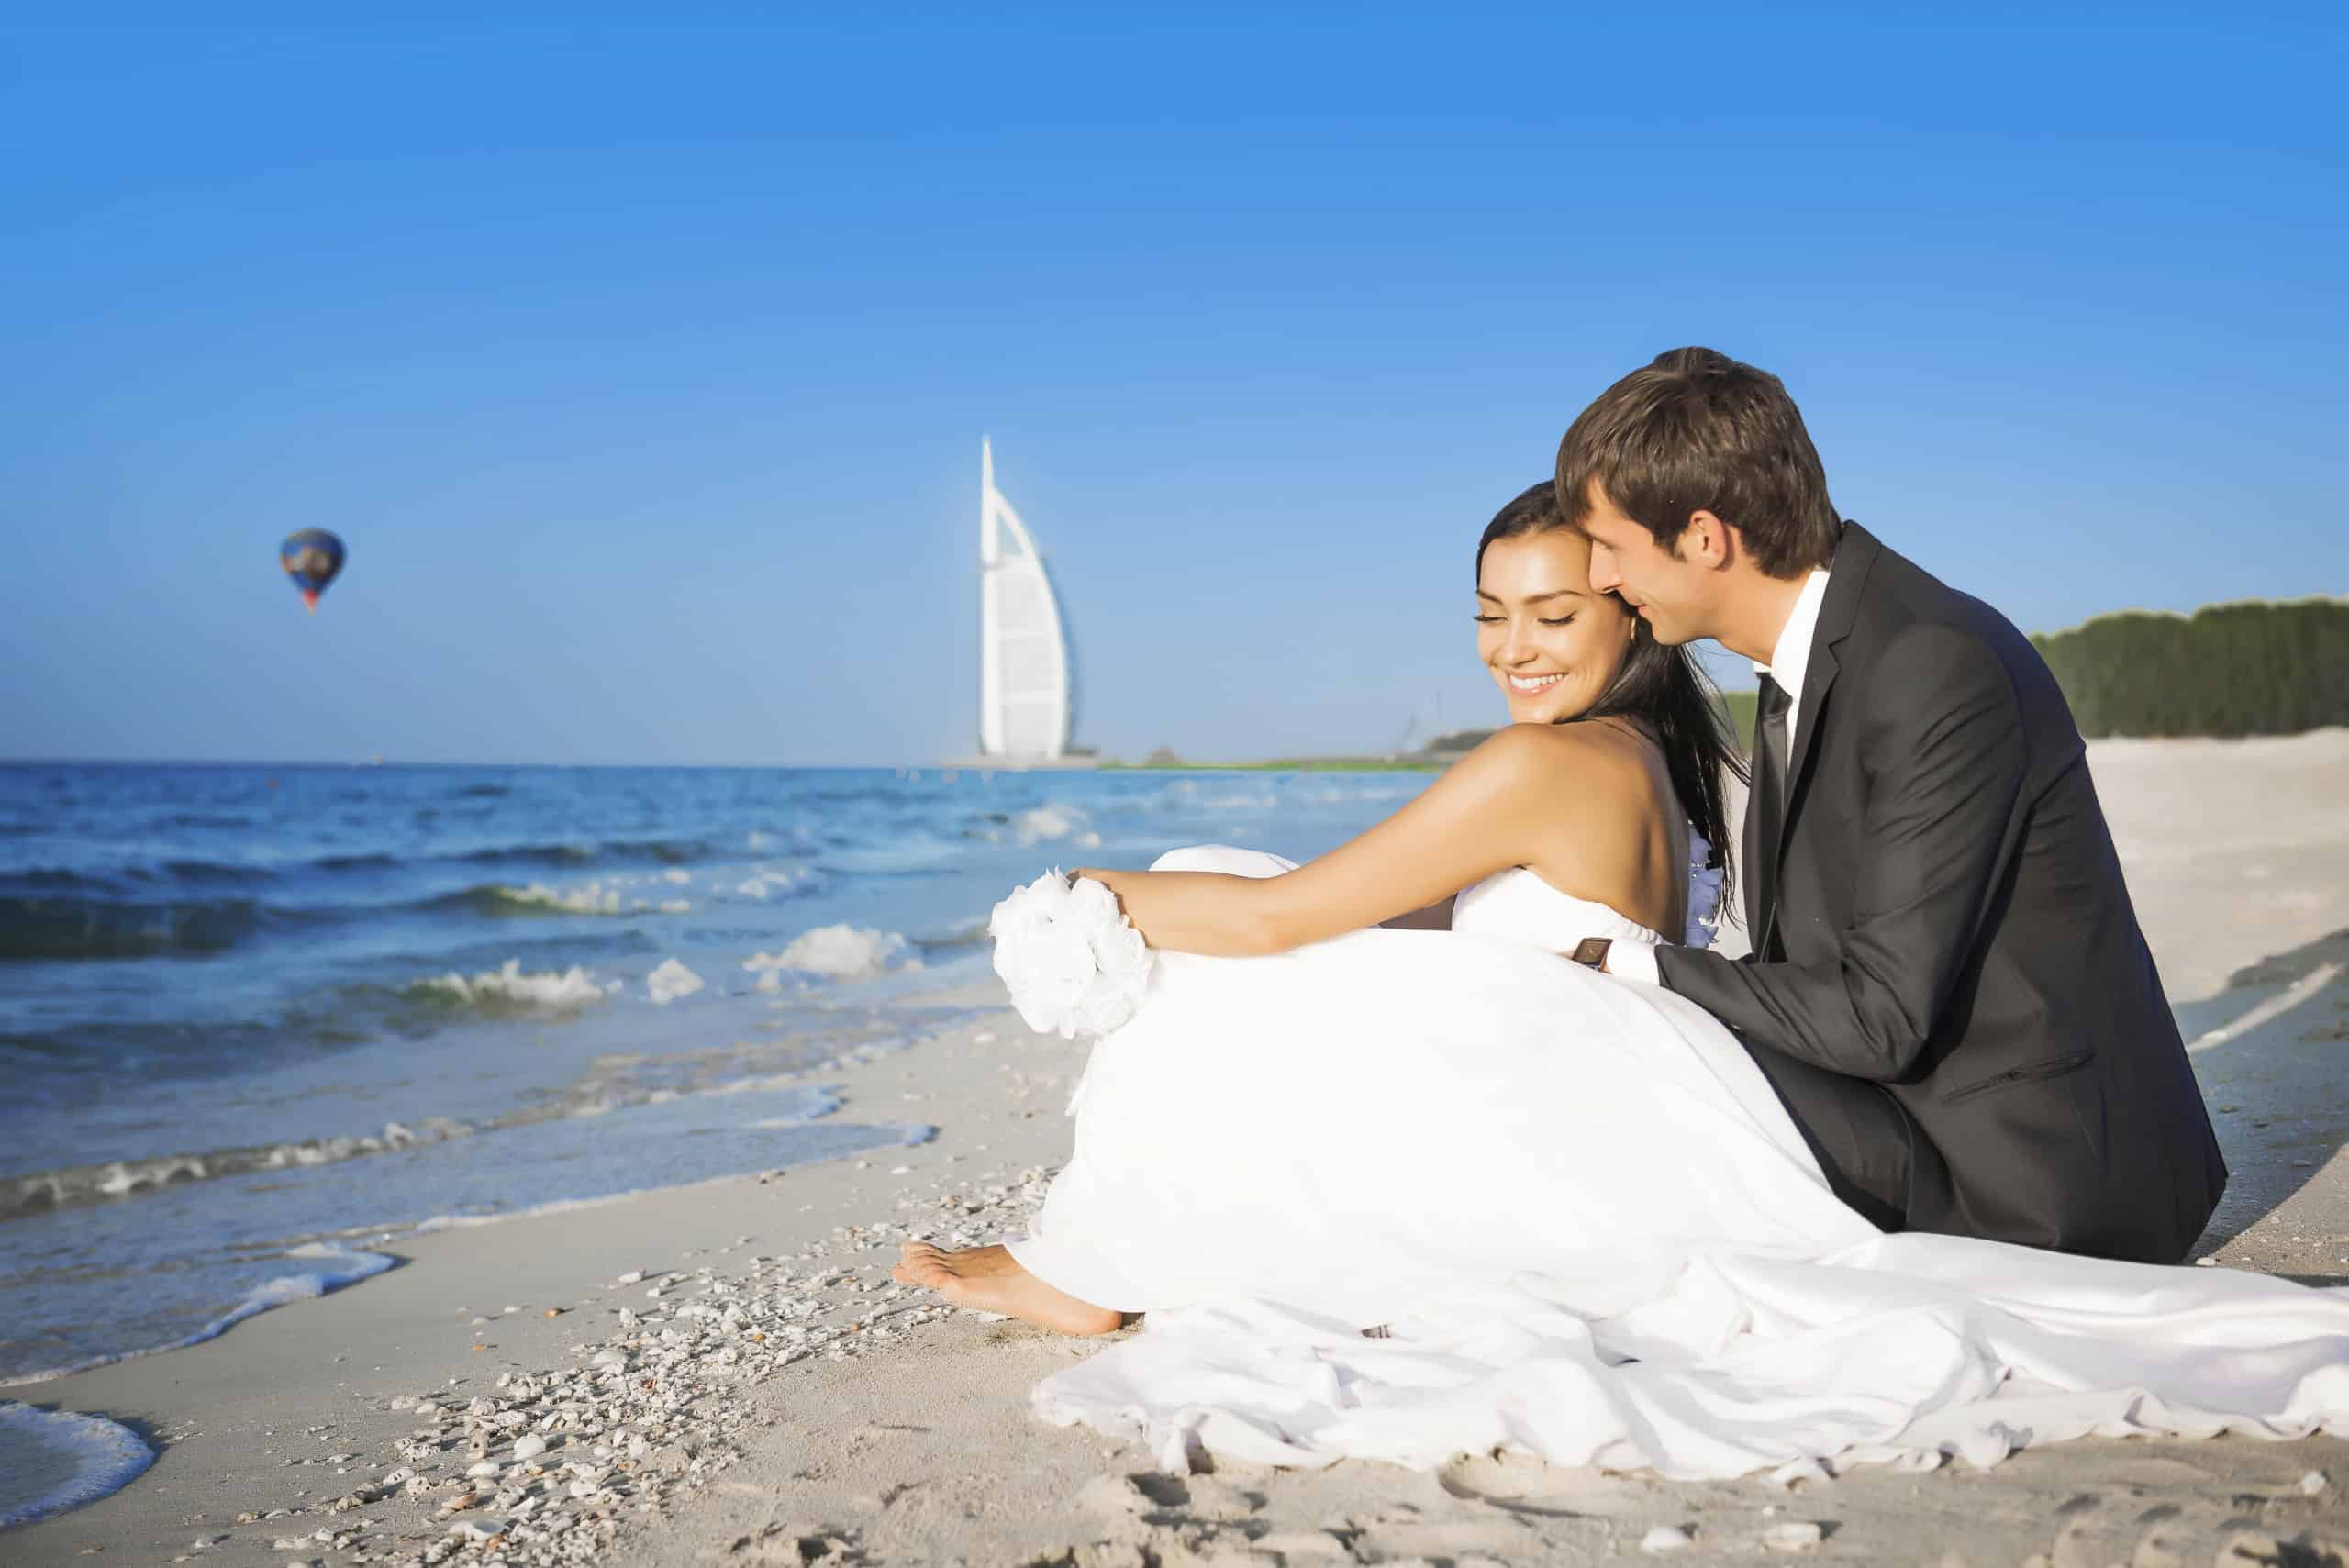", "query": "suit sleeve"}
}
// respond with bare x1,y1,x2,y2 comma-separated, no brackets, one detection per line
1653,621,2027,1082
